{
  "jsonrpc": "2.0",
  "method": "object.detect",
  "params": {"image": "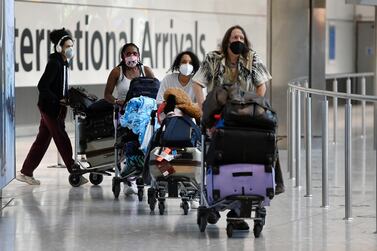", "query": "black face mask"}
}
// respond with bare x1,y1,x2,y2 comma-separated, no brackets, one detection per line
229,41,246,55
